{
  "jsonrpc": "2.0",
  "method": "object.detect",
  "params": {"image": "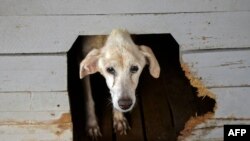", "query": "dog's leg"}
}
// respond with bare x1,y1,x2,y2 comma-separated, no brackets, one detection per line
113,108,131,135
82,76,102,138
